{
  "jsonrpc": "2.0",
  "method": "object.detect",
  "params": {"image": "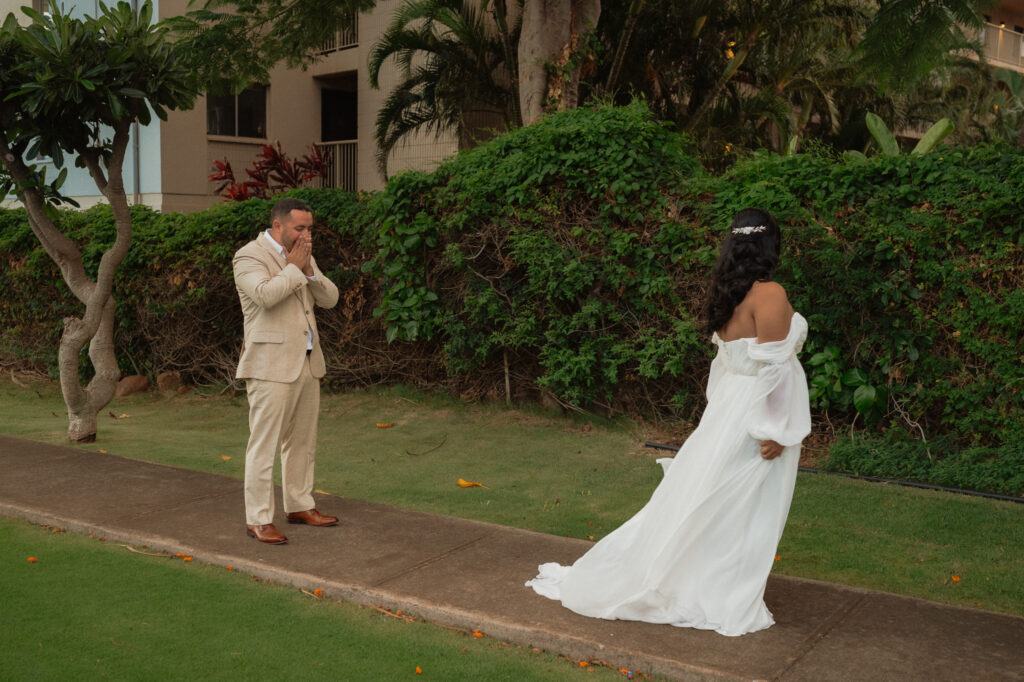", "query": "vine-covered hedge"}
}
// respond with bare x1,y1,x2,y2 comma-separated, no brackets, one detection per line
1,102,1021,493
